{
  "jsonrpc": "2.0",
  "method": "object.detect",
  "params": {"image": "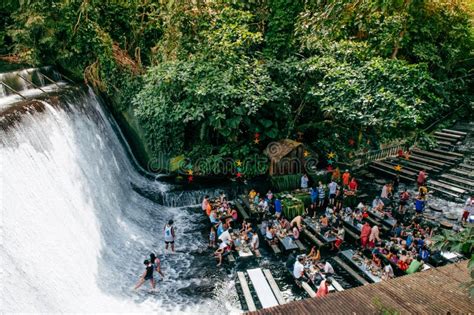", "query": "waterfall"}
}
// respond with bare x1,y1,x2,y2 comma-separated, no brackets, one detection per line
1,84,240,313
0,67,67,109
